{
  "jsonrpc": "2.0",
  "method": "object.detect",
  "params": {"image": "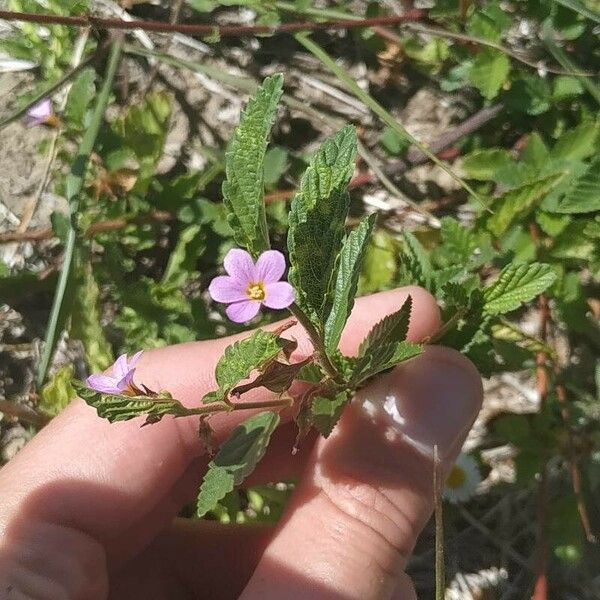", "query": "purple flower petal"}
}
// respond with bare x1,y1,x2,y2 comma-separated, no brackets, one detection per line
112,353,130,380
208,275,248,304
263,281,295,309
255,250,286,284
225,299,261,323
26,98,52,126
223,248,256,284
86,373,122,395
128,350,143,369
